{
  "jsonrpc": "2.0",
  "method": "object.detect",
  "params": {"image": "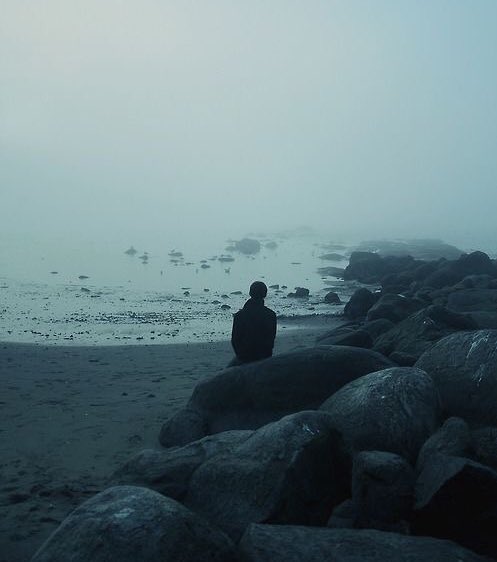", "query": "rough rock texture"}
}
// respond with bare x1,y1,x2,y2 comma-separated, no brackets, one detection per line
366,293,424,324
110,430,252,499
416,417,471,472
31,486,236,562
471,427,497,472
160,346,393,447
318,329,373,349
324,291,341,304
422,251,496,289
362,318,396,339
352,451,415,531
344,288,379,320
320,367,440,463
447,289,497,328
184,411,349,540
415,330,497,425
238,525,491,562
374,305,477,360
413,454,497,557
